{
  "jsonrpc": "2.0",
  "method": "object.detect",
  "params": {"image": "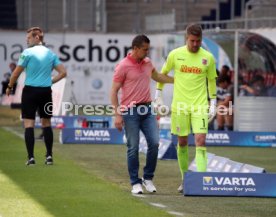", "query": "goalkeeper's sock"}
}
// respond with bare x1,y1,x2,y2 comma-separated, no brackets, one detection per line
177,144,189,180
43,127,53,157
25,127,35,159
195,146,207,172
